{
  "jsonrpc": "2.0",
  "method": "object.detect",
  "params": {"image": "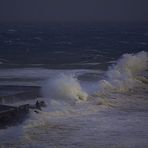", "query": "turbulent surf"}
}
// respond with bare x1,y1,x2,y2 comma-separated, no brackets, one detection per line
0,24,148,148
